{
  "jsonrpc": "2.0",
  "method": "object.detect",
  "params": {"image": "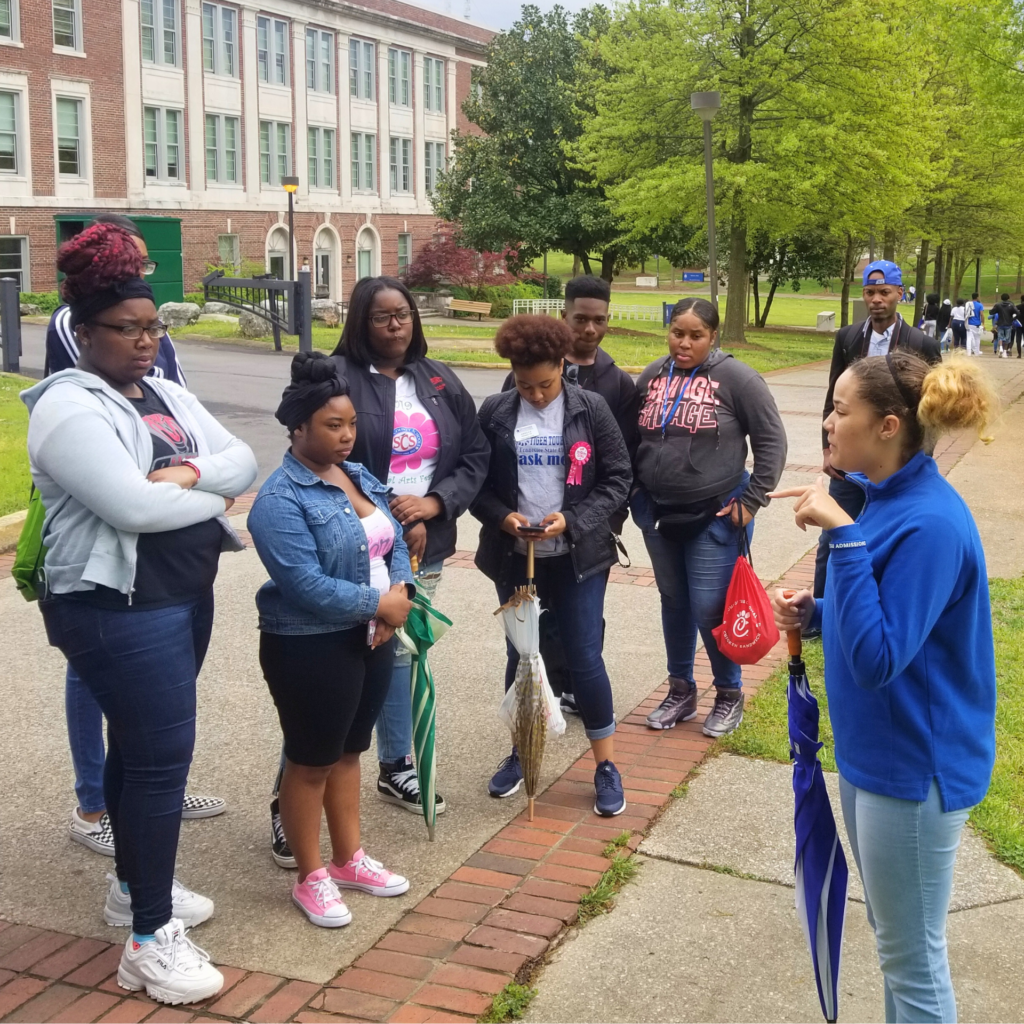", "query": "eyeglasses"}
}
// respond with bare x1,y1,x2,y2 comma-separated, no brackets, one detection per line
90,321,168,340
369,309,414,327
141,260,158,276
